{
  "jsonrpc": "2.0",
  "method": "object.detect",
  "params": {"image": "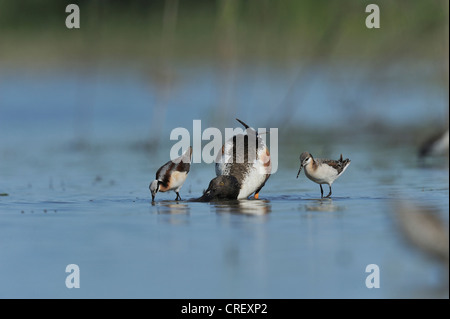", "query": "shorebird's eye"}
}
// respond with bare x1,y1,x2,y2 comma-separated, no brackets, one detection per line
219,182,224,186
